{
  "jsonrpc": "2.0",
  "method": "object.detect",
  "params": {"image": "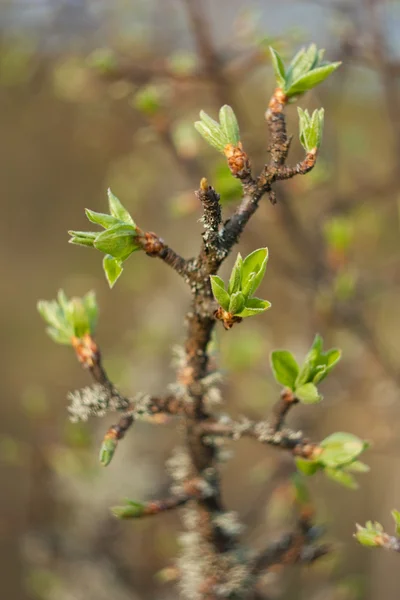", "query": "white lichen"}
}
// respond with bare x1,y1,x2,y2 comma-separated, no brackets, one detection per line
67,384,110,422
